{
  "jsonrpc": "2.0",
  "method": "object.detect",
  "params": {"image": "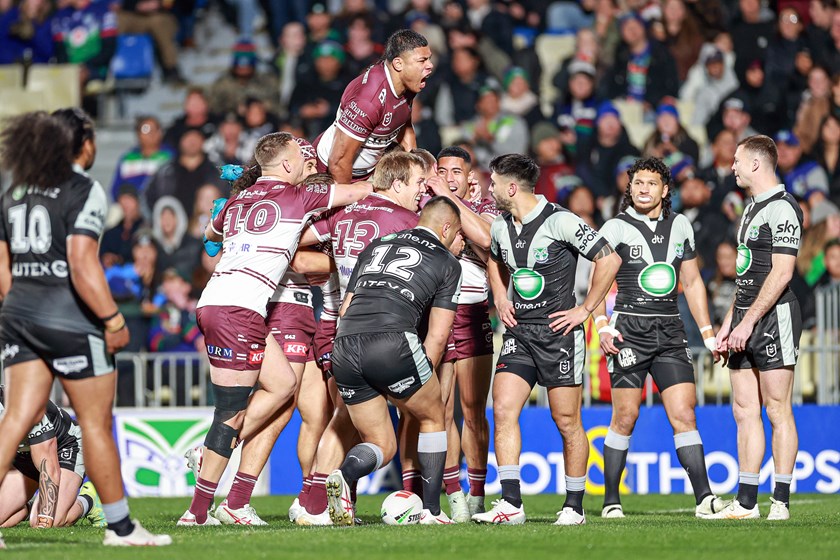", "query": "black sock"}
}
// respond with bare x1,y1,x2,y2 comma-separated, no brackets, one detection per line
339,443,383,484
774,474,792,506
78,494,94,517
603,429,630,507
674,432,712,505
417,430,447,515
107,515,135,537
500,479,522,508
737,472,759,509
